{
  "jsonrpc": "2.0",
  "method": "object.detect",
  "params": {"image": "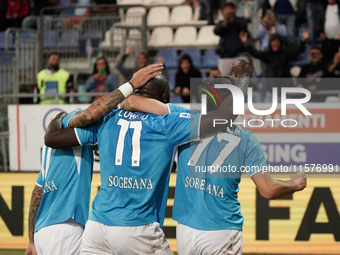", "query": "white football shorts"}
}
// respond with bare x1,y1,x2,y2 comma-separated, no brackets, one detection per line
81,220,173,255
34,219,84,255
176,223,242,255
